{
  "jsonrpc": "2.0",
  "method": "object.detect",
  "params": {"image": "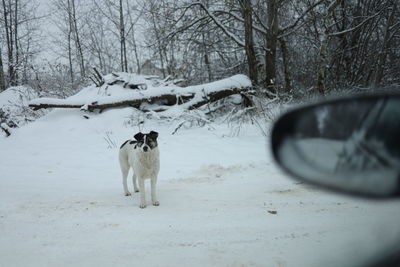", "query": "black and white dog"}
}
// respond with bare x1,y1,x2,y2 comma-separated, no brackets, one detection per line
119,131,160,209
